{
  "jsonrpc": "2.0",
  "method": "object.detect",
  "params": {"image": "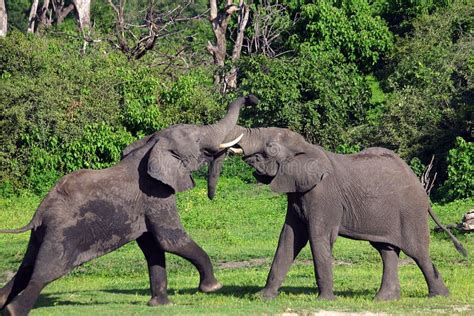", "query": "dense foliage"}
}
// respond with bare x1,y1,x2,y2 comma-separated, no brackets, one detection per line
0,0,472,200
